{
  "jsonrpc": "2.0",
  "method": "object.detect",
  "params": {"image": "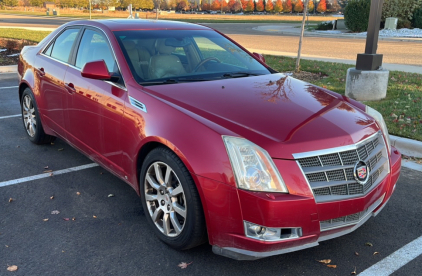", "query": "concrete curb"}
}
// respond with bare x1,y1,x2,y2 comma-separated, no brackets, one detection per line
0,65,18,73
390,135,422,158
